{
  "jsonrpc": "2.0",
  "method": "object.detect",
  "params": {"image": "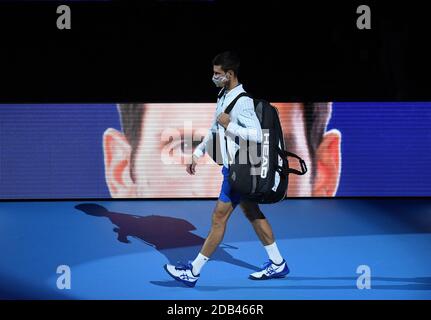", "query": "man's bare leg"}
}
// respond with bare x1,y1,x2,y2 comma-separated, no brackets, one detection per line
163,200,236,286
183,200,235,277
240,200,284,266
200,200,235,257
239,200,274,246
